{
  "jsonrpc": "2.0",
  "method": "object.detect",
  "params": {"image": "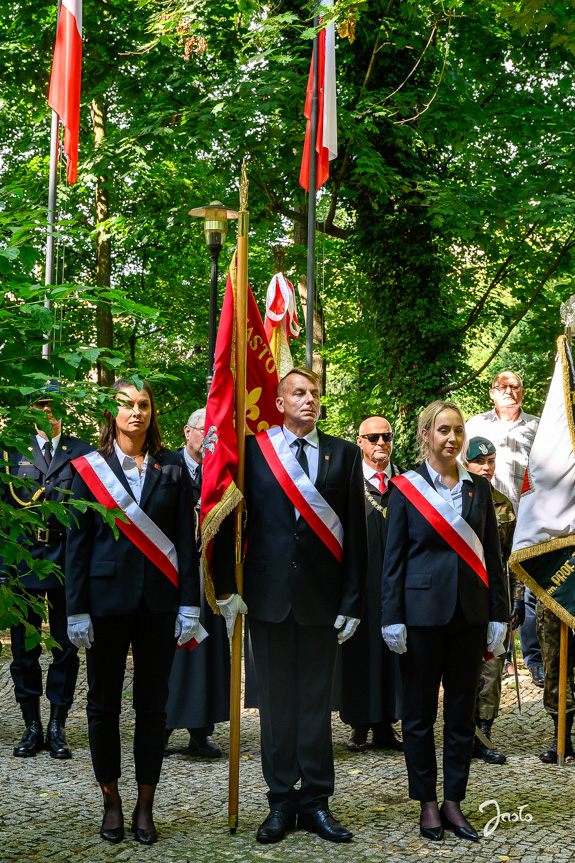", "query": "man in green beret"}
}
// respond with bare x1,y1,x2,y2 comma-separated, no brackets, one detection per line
462,436,524,764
